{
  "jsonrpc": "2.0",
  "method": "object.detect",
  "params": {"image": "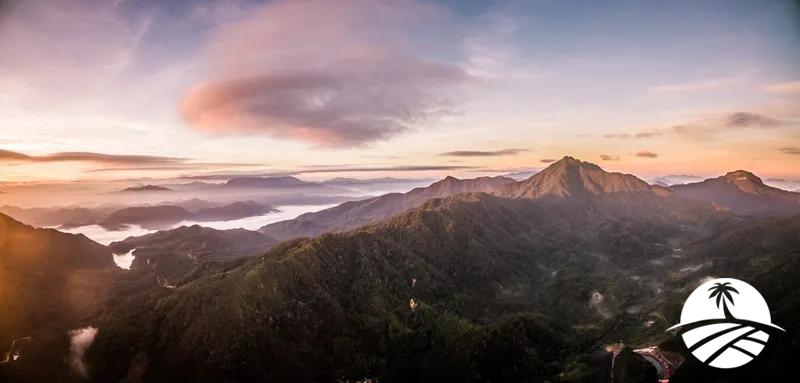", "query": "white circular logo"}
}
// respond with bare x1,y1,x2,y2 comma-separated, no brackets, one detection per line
667,278,784,369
